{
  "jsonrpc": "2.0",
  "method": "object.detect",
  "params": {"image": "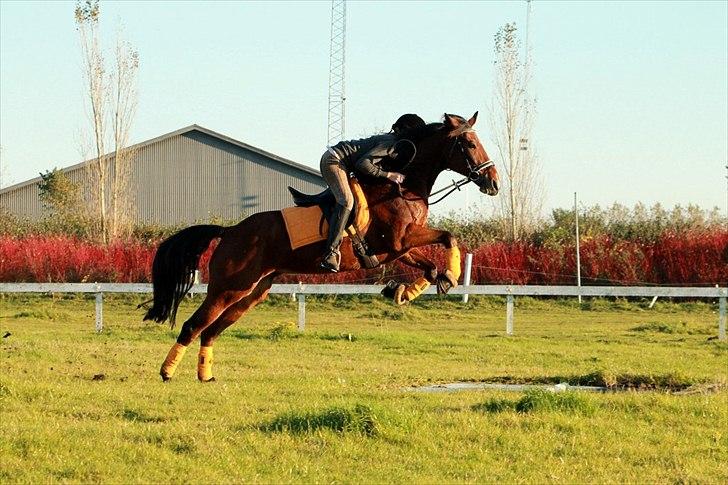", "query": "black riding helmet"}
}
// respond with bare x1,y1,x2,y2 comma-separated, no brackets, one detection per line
391,113,425,134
